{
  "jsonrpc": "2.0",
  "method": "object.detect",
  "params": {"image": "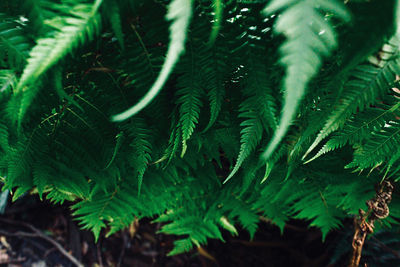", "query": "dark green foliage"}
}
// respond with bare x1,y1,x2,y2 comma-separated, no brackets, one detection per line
1,0,400,256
